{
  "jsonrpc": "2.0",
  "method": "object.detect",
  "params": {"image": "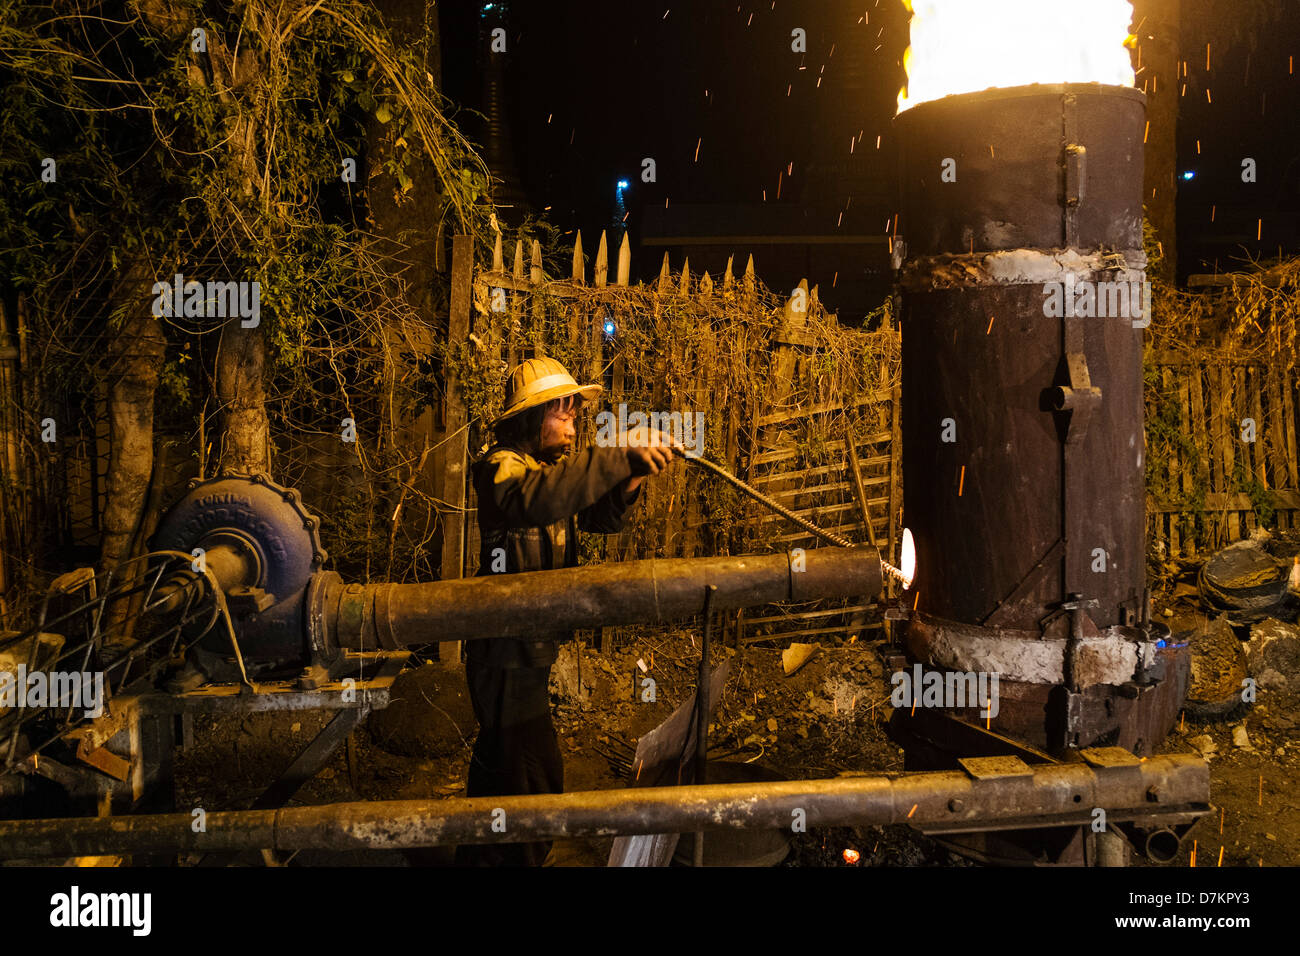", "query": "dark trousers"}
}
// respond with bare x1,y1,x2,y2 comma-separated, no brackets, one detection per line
454,662,563,867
